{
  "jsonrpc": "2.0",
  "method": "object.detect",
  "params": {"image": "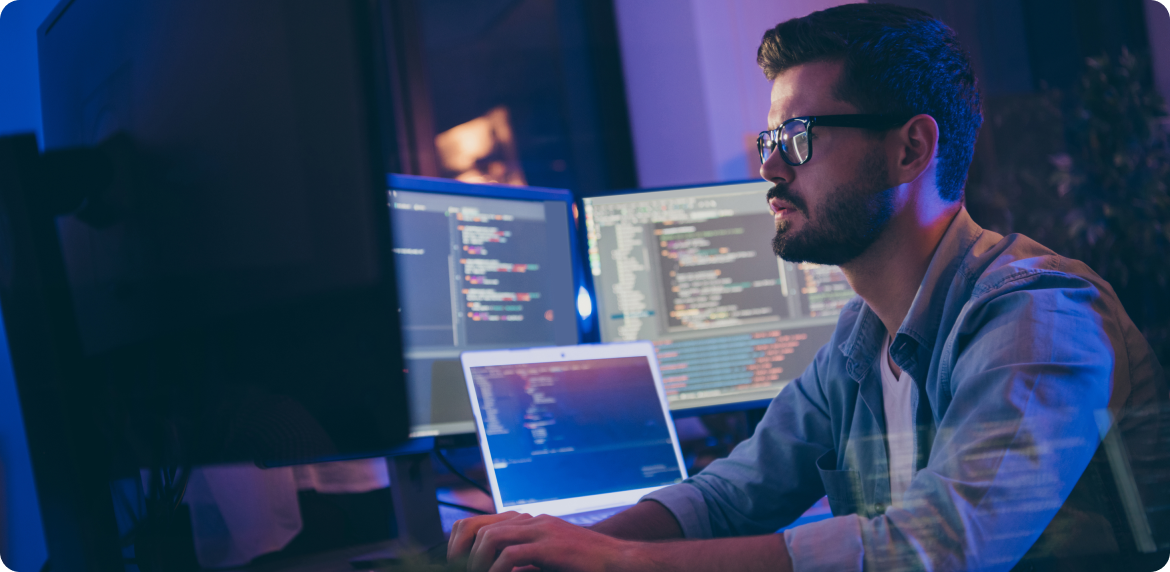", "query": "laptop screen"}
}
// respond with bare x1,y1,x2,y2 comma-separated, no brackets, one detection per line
468,356,685,508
